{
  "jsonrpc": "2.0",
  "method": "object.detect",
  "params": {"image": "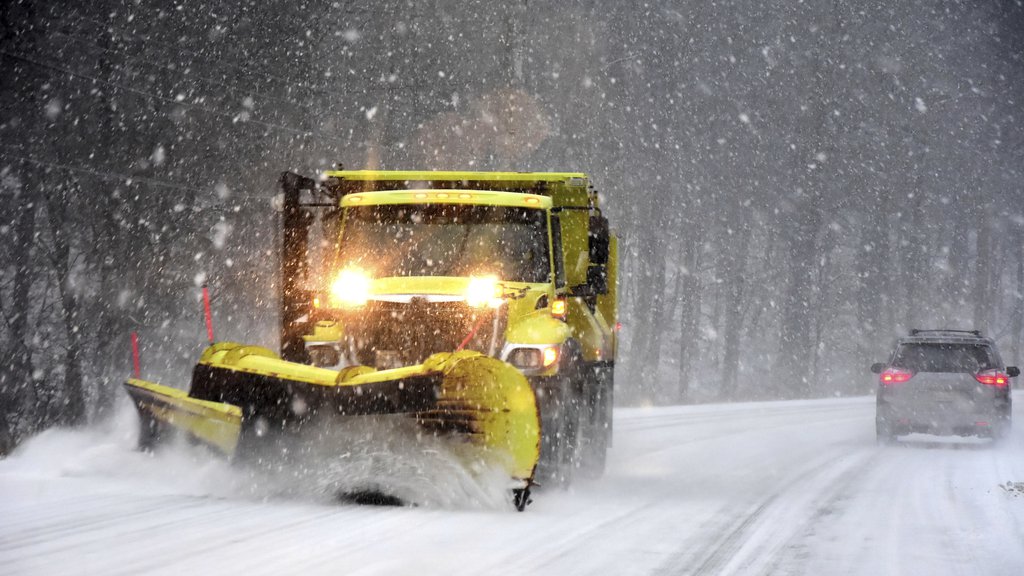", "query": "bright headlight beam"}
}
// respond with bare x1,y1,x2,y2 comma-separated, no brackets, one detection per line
330,268,371,308
466,276,504,308
542,346,559,367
